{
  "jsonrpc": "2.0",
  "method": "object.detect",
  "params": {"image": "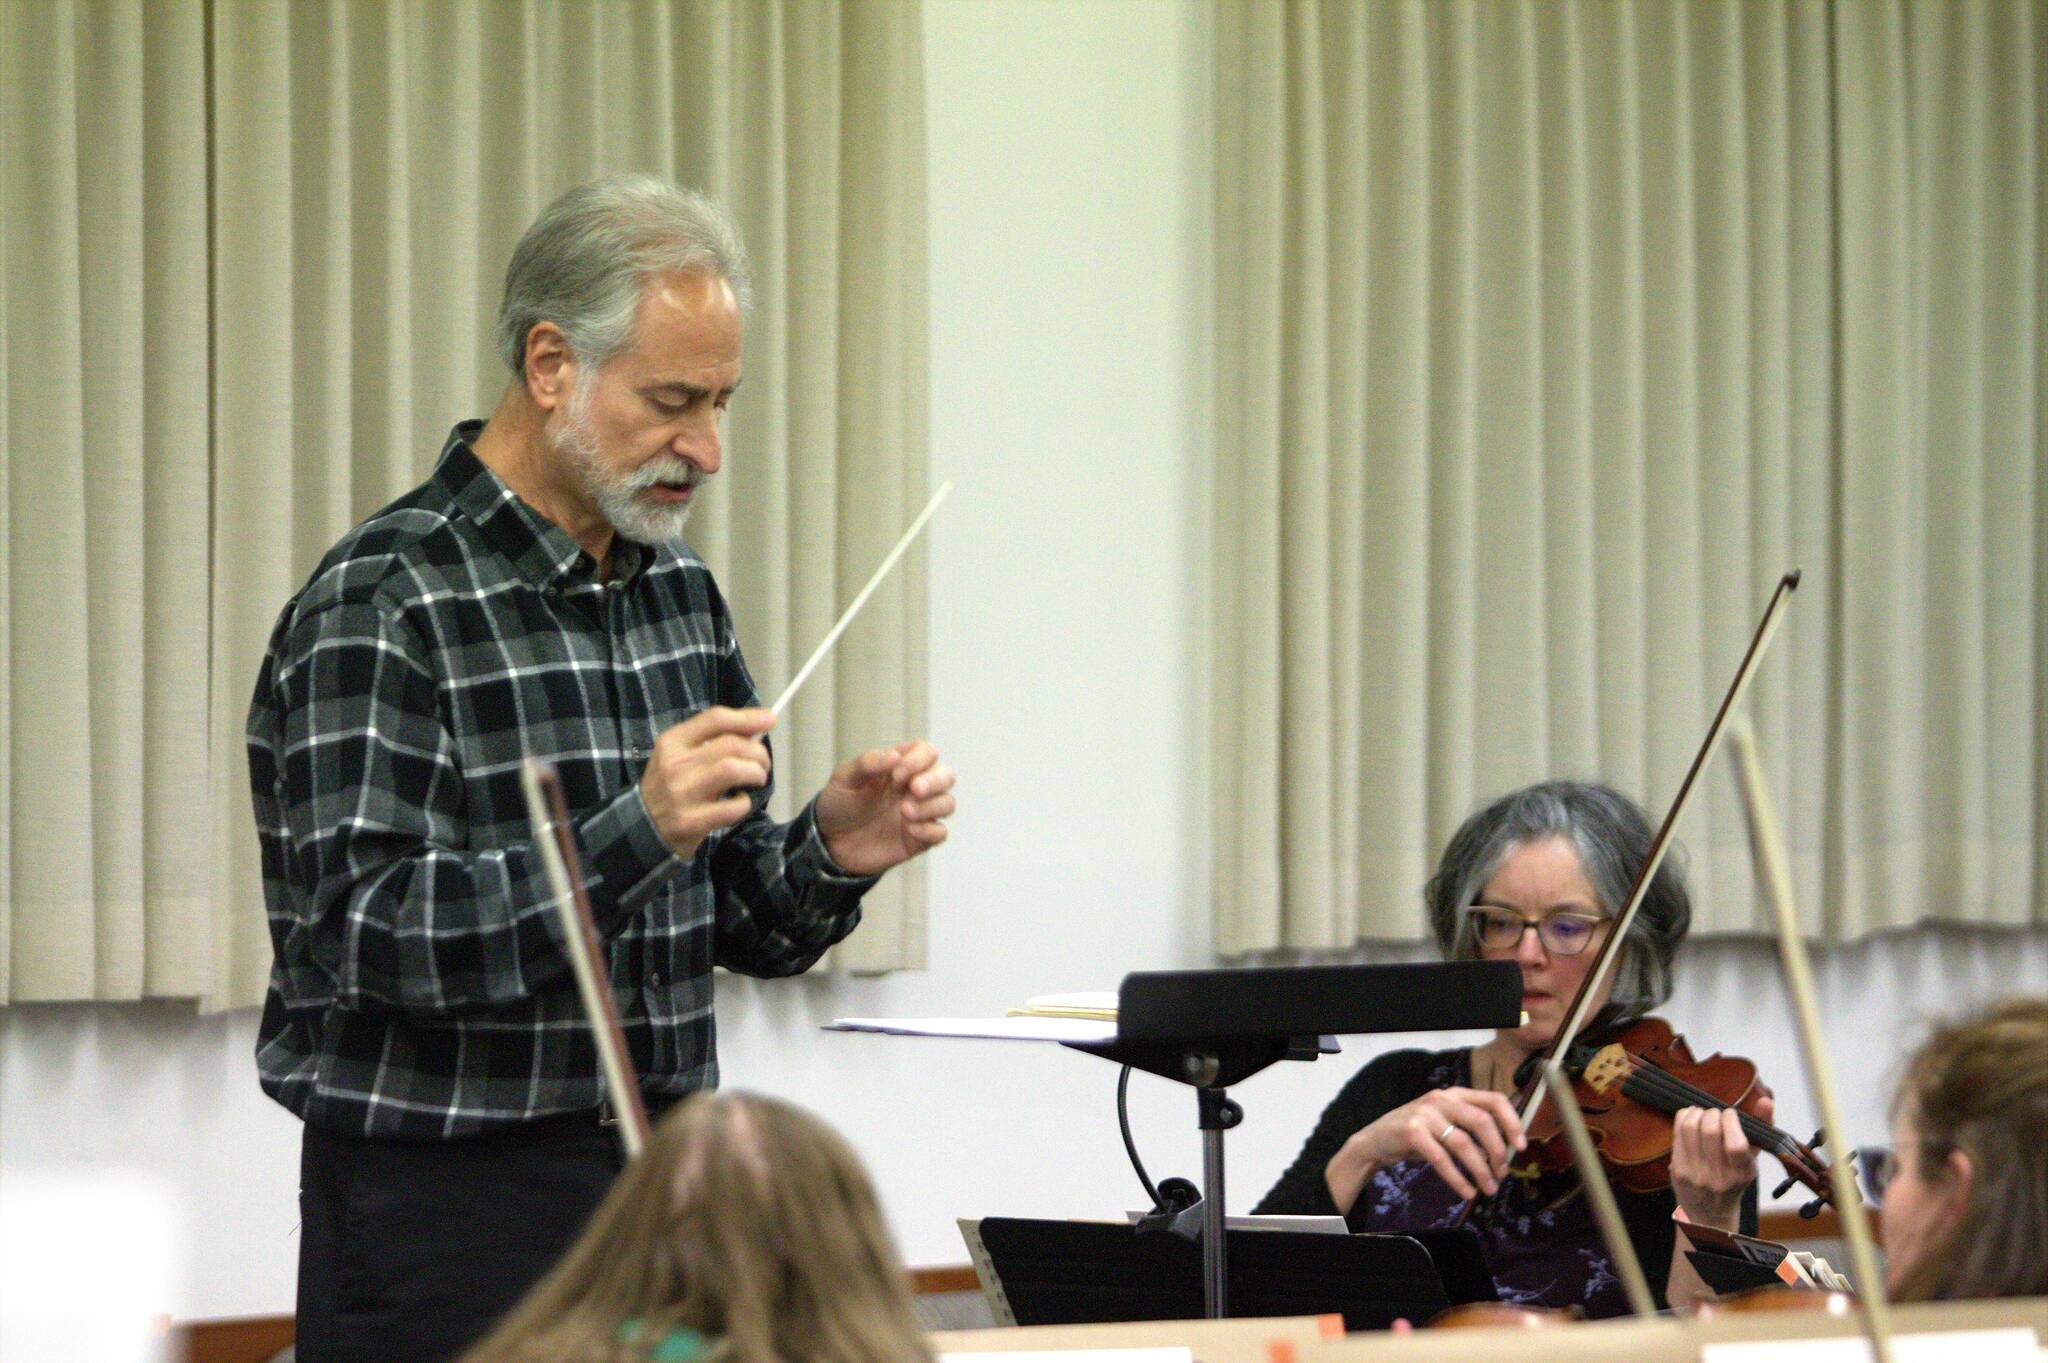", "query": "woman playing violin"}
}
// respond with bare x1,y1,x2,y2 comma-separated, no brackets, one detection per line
1254,780,1761,1316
